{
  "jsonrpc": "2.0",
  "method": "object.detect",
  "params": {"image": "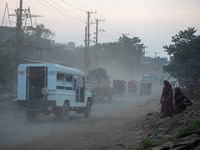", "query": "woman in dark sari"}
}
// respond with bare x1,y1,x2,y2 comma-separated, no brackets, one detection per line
160,80,174,117
174,87,193,114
